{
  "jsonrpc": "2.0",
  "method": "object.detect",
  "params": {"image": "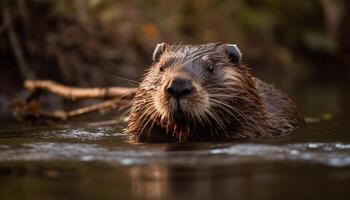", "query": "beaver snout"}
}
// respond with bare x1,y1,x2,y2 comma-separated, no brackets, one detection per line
166,76,193,99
